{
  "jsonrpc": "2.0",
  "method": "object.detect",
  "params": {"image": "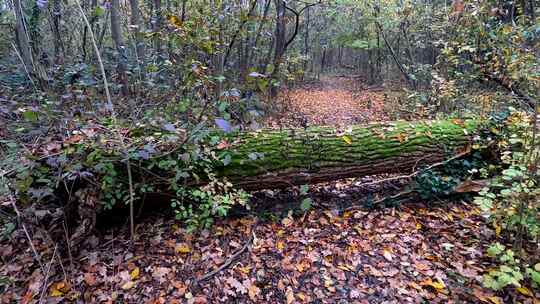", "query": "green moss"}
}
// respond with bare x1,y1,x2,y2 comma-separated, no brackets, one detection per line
218,120,481,179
